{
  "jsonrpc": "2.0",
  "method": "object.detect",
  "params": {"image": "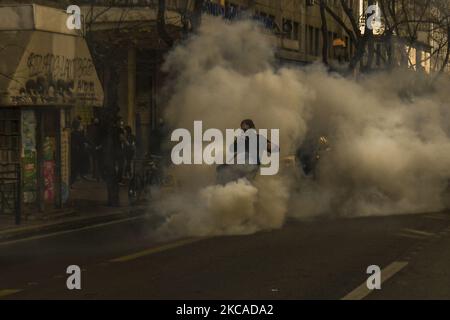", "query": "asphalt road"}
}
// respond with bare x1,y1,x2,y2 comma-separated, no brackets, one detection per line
1,210,450,300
